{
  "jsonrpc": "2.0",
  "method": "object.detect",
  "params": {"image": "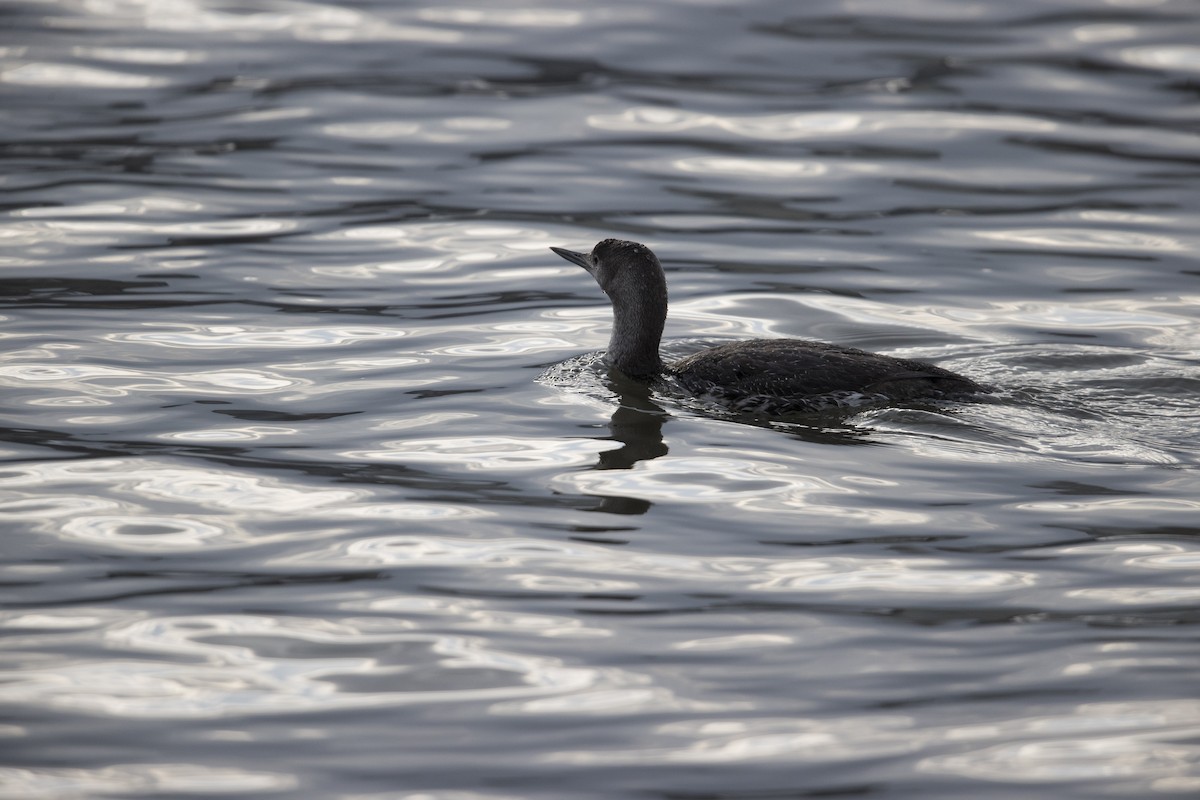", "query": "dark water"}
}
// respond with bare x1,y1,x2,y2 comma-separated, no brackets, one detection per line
3,1,1199,798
